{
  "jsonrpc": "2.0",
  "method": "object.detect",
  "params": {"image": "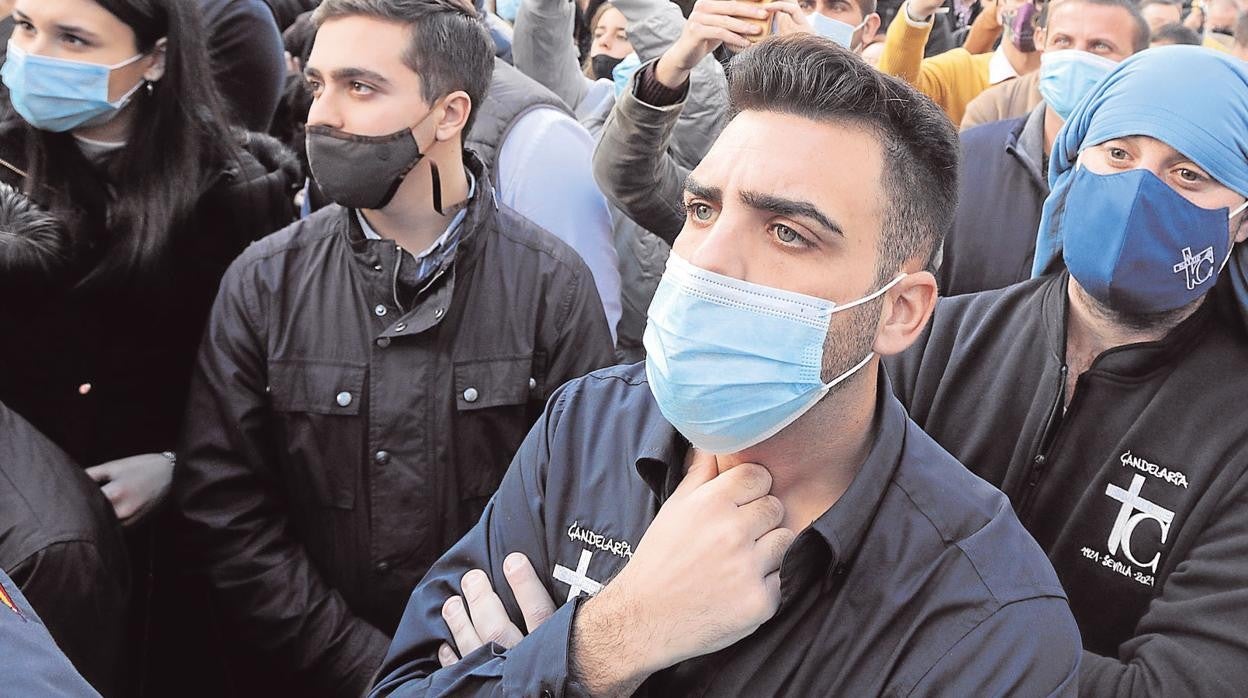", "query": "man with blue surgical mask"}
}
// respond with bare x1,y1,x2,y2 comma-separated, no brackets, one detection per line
370,35,1080,697
939,0,1148,296
798,0,881,50
889,46,1248,695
